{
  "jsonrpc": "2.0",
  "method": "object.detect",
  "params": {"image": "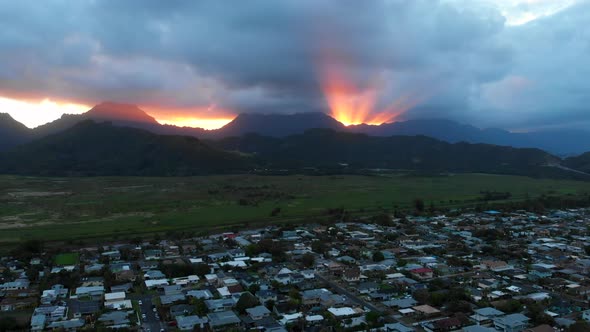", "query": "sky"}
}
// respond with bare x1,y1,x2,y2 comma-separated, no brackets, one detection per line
0,0,588,130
